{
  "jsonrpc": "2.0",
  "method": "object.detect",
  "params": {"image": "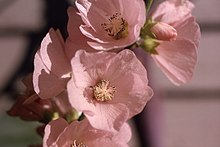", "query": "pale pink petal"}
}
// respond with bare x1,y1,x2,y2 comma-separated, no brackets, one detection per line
71,50,116,87
122,0,146,27
66,7,94,60
39,28,71,78
67,6,94,44
112,123,132,145
80,25,113,43
55,120,89,147
103,50,153,117
176,16,201,48
75,0,92,26
87,29,137,50
85,122,131,147
67,7,86,39
65,37,94,60
80,25,140,50
113,72,153,117
88,139,124,147
85,103,129,132
67,78,95,112
151,0,194,25
152,39,197,85
33,53,68,99
43,118,68,147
